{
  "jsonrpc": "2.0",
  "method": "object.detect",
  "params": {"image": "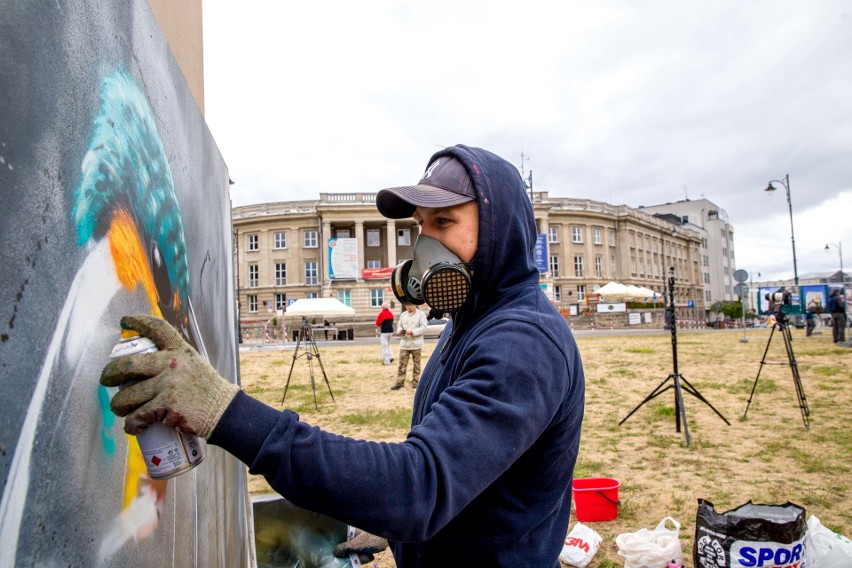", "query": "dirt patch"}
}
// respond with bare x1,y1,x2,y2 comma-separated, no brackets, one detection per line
239,328,851,567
